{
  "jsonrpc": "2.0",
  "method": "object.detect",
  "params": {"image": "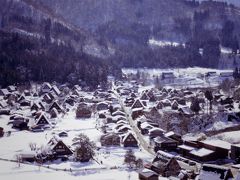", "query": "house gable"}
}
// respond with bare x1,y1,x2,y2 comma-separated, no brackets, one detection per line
132,99,144,109
52,141,73,156
36,115,50,125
